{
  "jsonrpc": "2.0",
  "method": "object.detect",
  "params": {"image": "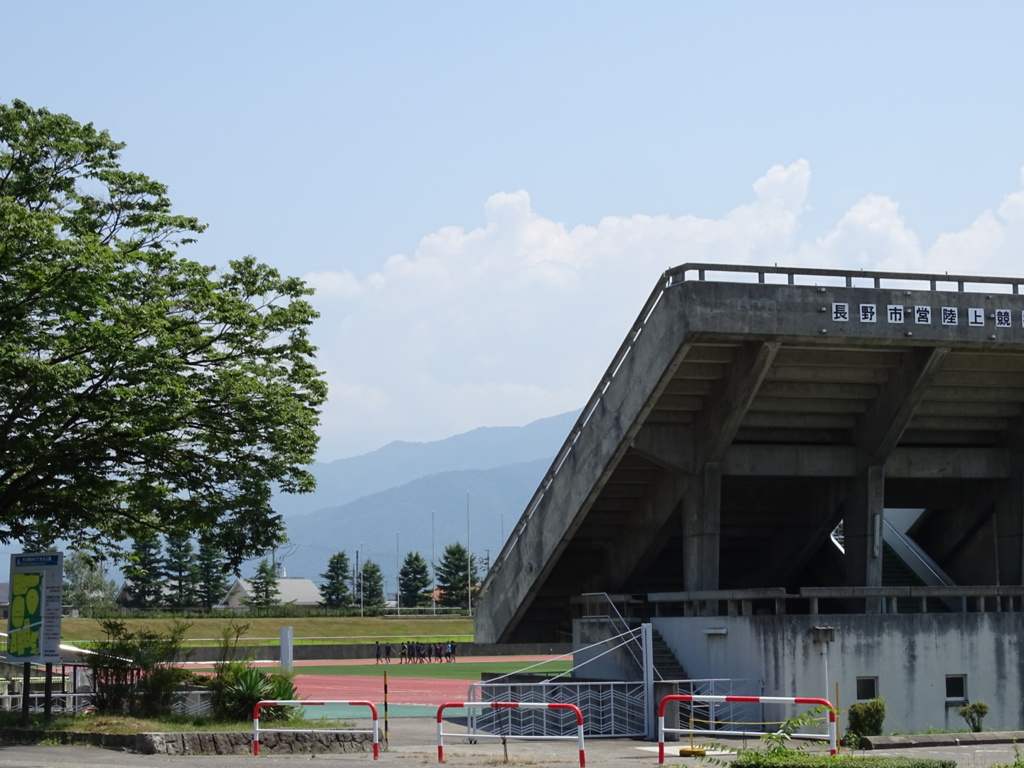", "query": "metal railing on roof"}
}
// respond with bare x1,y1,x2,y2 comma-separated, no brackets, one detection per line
666,262,1024,293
